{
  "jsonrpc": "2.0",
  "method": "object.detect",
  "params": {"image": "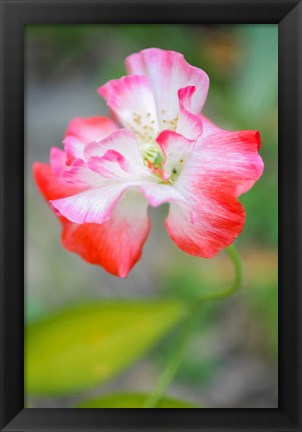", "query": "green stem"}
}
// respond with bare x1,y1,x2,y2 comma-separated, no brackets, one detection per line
142,244,242,408
194,244,242,306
